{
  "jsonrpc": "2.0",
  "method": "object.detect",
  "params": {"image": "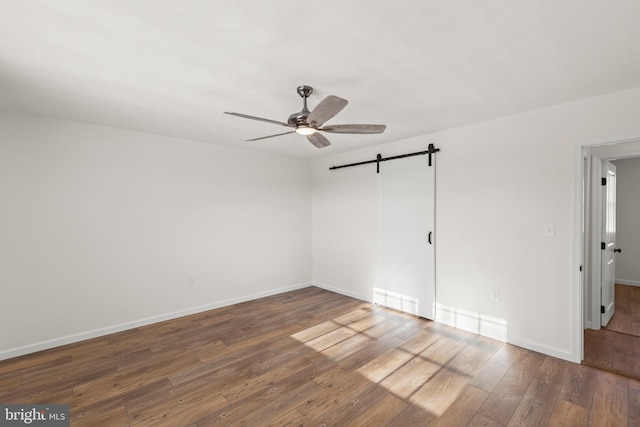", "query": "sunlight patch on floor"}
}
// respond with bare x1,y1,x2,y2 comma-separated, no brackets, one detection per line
303,325,359,353
290,320,342,343
379,356,441,398
290,309,379,360
356,348,414,383
290,306,488,417
409,368,468,415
